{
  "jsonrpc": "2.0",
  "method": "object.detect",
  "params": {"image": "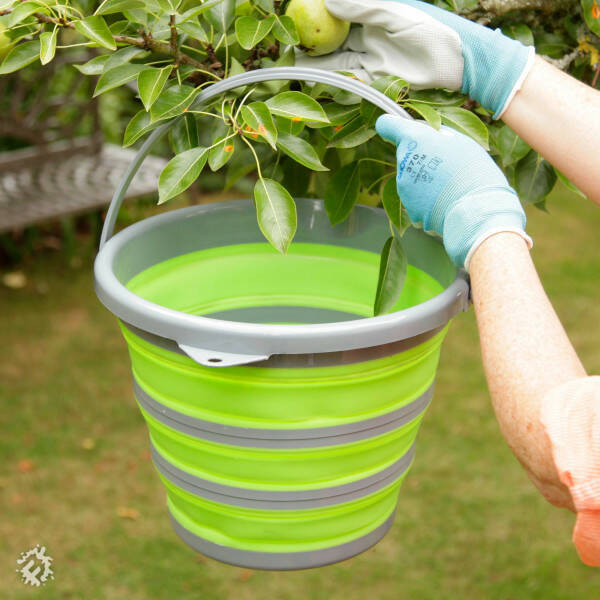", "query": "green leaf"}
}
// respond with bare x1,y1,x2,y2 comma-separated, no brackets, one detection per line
582,0,600,37
276,132,328,172
6,1,41,27
502,23,534,46
374,236,408,316
39,28,58,65
328,118,376,149
208,133,236,171
438,106,489,149
158,147,209,204
581,0,600,36
240,102,277,149
122,8,148,26
138,66,172,111
255,0,274,10
405,101,441,130
205,0,235,31
266,91,330,123
150,84,199,122
534,31,570,58
74,54,110,75
123,110,162,147
554,168,586,199
169,113,199,154
275,115,304,136
178,0,223,22
109,19,132,35
323,103,360,126
408,88,465,107
360,101,383,128
96,0,145,14
103,45,149,71
281,158,310,197
94,63,148,97
381,177,409,235
235,15,274,50
360,76,408,126
179,18,207,42
369,82,405,120
225,146,262,190
272,14,299,45
147,0,179,11
0,40,40,74
74,15,117,50
253,178,297,254
229,56,245,77
515,151,557,206
371,75,408,101
324,162,360,225
495,125,530,167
